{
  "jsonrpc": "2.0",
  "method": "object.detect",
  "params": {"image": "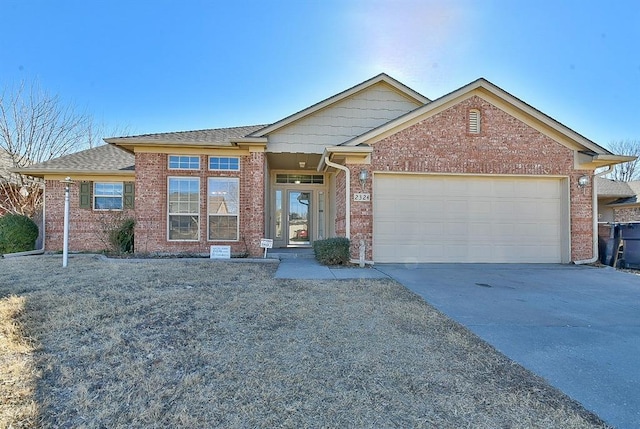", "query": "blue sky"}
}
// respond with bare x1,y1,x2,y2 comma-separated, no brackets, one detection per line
1,0,638,149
